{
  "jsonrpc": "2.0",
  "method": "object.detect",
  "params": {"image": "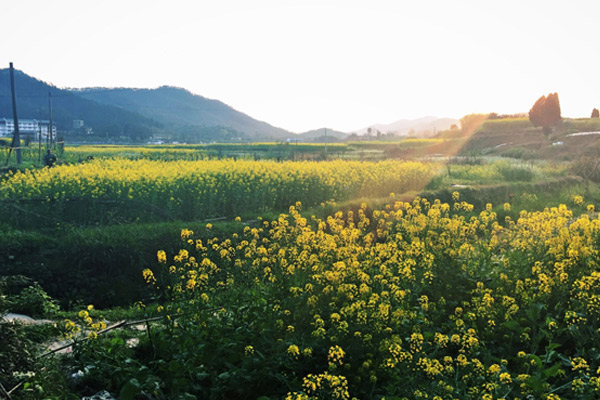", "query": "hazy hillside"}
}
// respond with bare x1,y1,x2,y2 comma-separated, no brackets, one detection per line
73,86,291,141
298,127,348,141
0,69,162,139
352,116,459,137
